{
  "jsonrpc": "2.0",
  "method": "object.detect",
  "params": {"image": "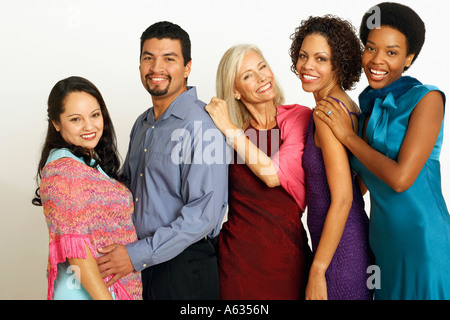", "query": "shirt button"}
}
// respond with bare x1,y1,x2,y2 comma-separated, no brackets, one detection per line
143,264,147,268
140,173,143,177
135,197,139,202
151,125,155,129
144,148,147,152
